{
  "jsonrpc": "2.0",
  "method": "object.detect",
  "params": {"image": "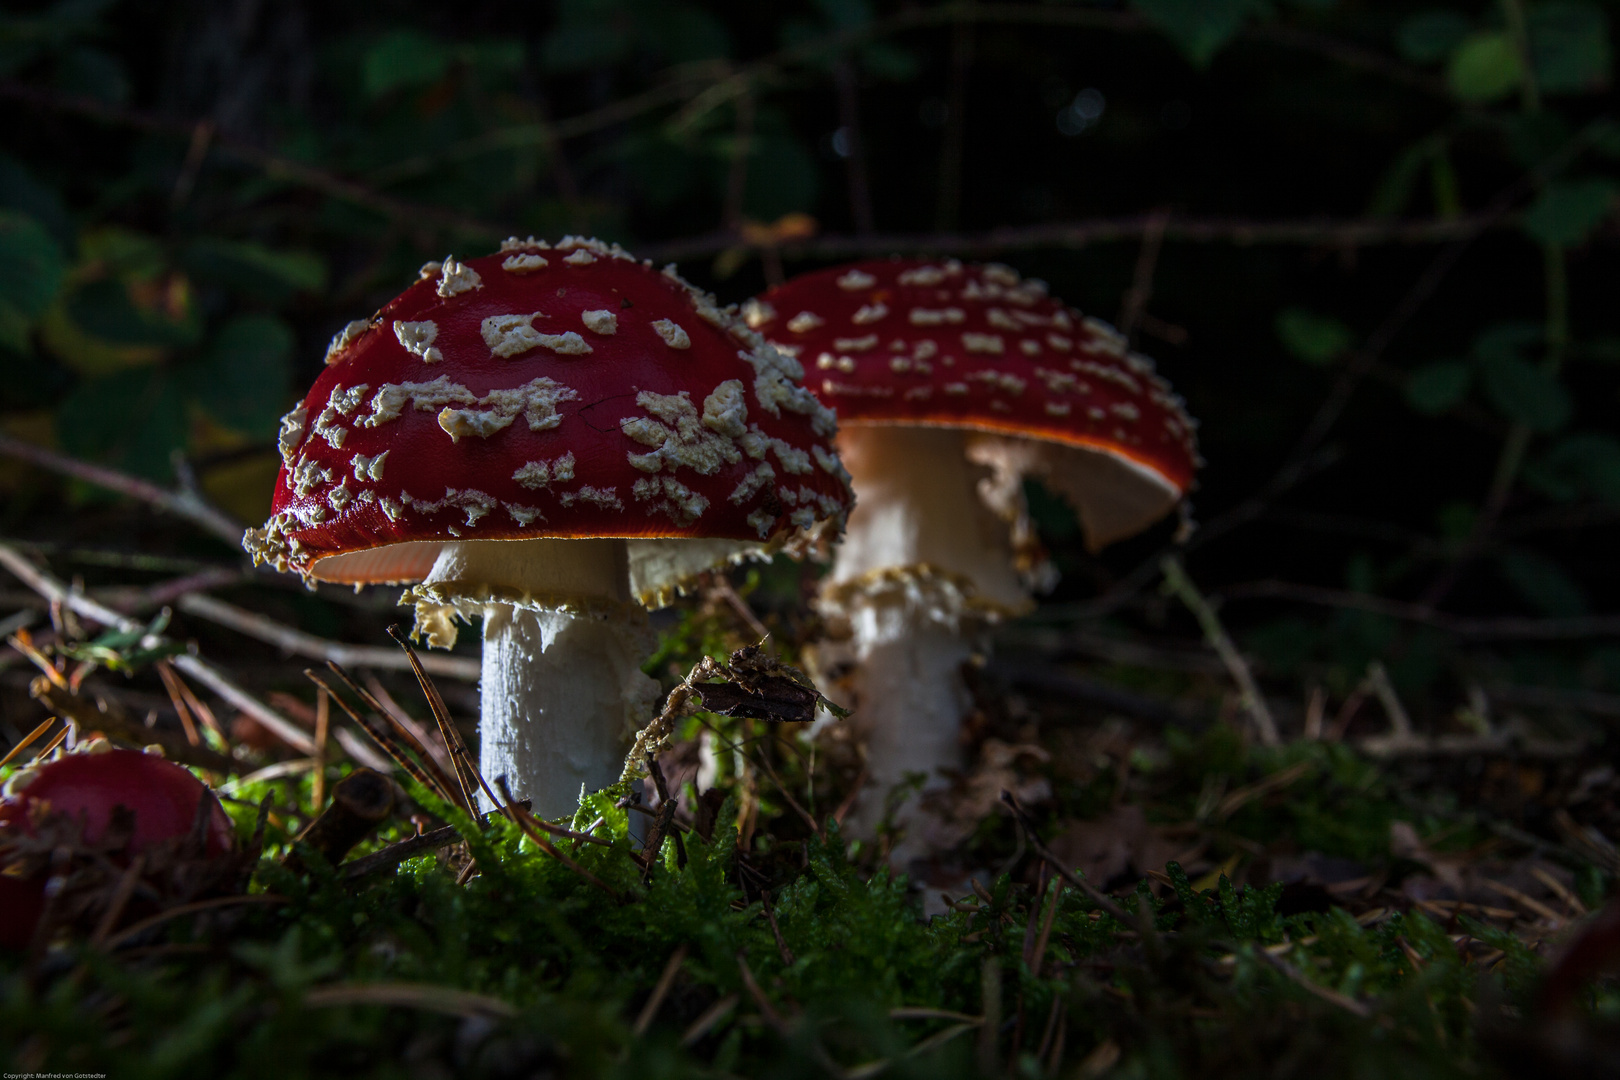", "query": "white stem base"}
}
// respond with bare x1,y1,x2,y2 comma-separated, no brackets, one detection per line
416,538,657,819
479,604,657,818
844,598,976,841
